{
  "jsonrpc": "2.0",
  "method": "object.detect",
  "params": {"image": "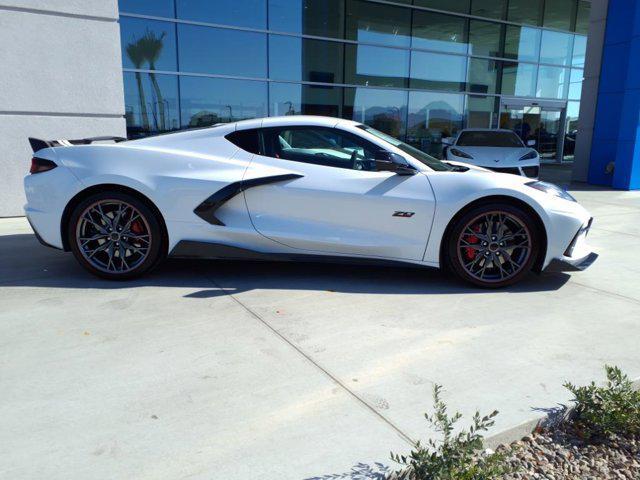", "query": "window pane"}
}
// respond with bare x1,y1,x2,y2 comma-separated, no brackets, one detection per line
120,18,177,71
468,20,501,57
465,95,498,128
504,25,540,62
175,0,266,29
407,91,464,158
471,0,506,20
575,0,591,35
572,34,587,67
343,87,408,137
540,30,573,66
226,129,261,154
410,51,467,91
264,127,378,170
568,68,583,100
269,82,343,117
180,77,267,127
178,25,267,77
124,72,179,137
564,100,579,160
536,65,569,99
119,0,174,17
507,0,542,25
268,0,344,38
411,11,467,55
467,58,499,94
543,0,574,31
346,0,411,48
413,0,469,14
345,44,409,88
501,62,537,97
269,35,344,84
